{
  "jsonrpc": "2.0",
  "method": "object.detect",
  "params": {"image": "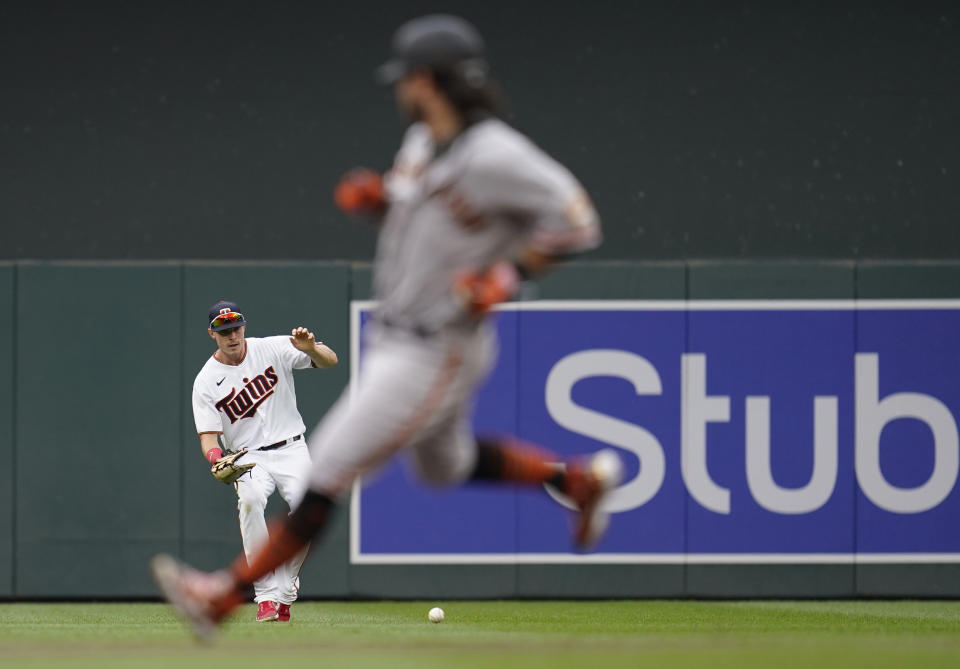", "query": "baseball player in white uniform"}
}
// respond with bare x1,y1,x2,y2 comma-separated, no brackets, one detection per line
153,16,623,637
192,300,338,623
